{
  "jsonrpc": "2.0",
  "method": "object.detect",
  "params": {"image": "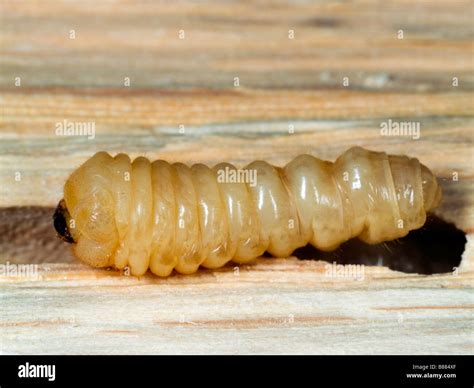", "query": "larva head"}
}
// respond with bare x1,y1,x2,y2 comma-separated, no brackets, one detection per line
54,152,118,267
53,199,75,243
